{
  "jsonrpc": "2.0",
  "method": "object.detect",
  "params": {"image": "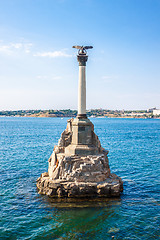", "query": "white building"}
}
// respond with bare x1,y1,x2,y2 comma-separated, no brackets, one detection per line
153,109,160,116
147,107,156,113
